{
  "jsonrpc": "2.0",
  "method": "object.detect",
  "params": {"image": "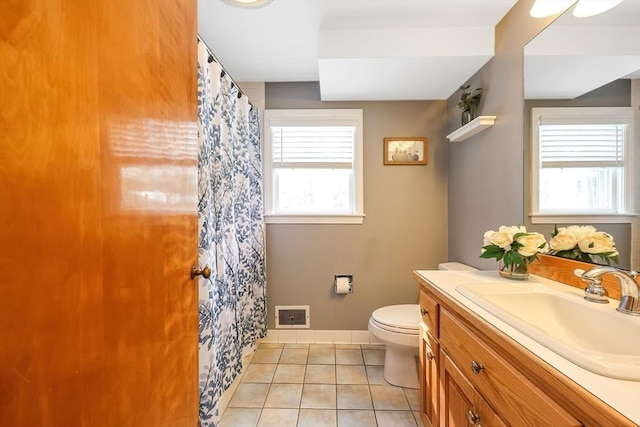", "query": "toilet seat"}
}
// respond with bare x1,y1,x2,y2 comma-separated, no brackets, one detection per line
371,304,419,335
